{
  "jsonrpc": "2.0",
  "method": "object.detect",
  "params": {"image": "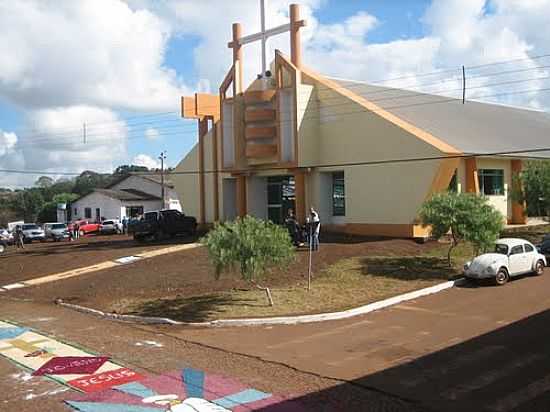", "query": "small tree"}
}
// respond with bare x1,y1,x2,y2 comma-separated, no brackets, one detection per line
510,160,550,217
201,216,295,306
420,192,504,266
